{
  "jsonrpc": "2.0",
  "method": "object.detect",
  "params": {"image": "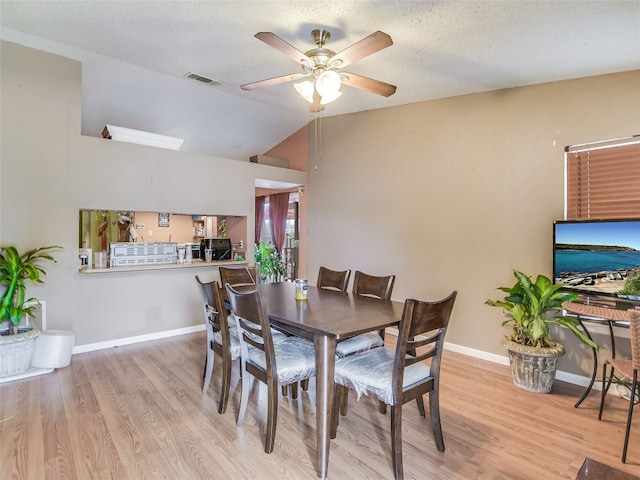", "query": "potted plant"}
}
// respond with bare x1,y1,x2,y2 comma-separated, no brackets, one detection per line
485,270,598,393
254,241,286,283
0,245,61,377
218,217,227,238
